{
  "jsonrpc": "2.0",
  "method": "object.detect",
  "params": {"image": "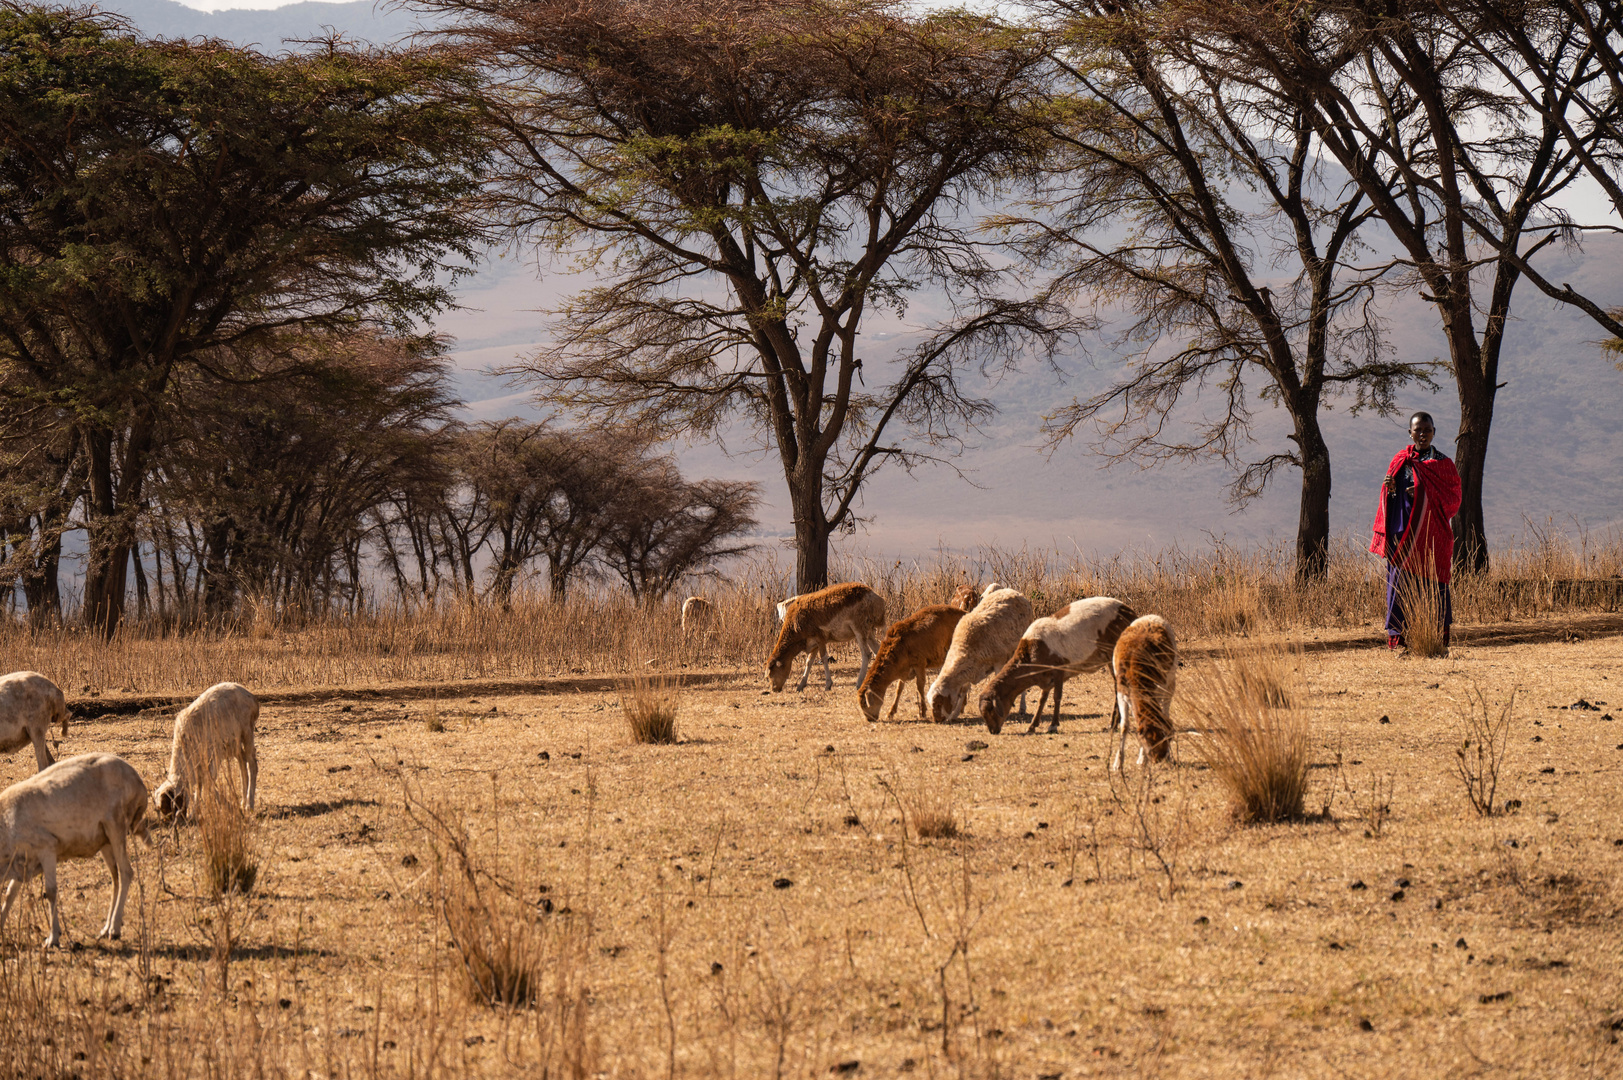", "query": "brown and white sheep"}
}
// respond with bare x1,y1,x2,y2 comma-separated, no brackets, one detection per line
153,683,260,818
766,583,886,692
978,597,1137,735
1111,615,1179,769
926,588,1035,724
0,671,68,772
0,752,149,948
680,596,715,634
857,604,970,722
